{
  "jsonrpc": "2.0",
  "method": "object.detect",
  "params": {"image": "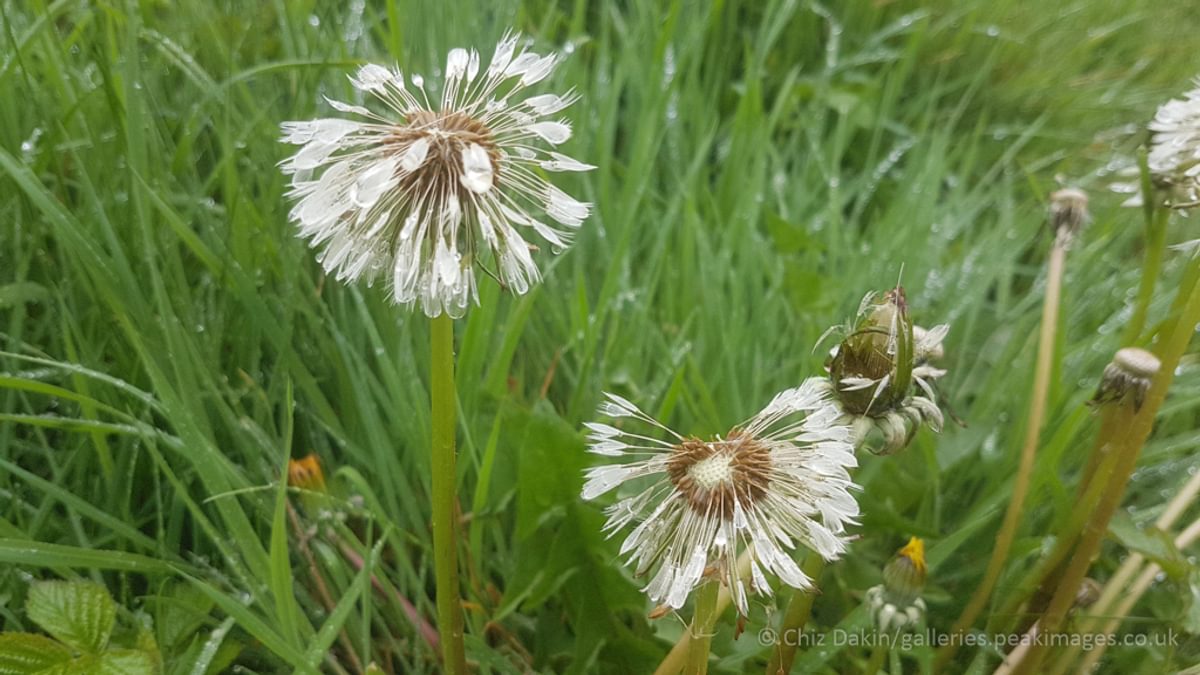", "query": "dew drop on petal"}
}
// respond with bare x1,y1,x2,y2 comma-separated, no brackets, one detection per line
459,143,494,193
400,136,430,172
